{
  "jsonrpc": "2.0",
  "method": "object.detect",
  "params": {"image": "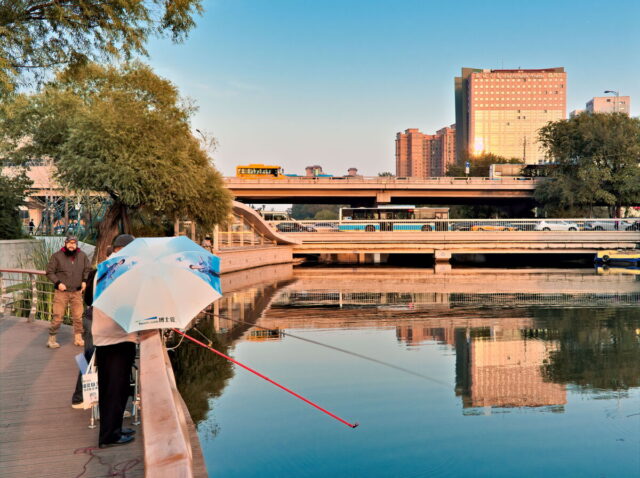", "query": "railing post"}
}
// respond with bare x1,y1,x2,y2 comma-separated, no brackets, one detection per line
213,225,219,252
29,273,37,323
0,271,5,318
